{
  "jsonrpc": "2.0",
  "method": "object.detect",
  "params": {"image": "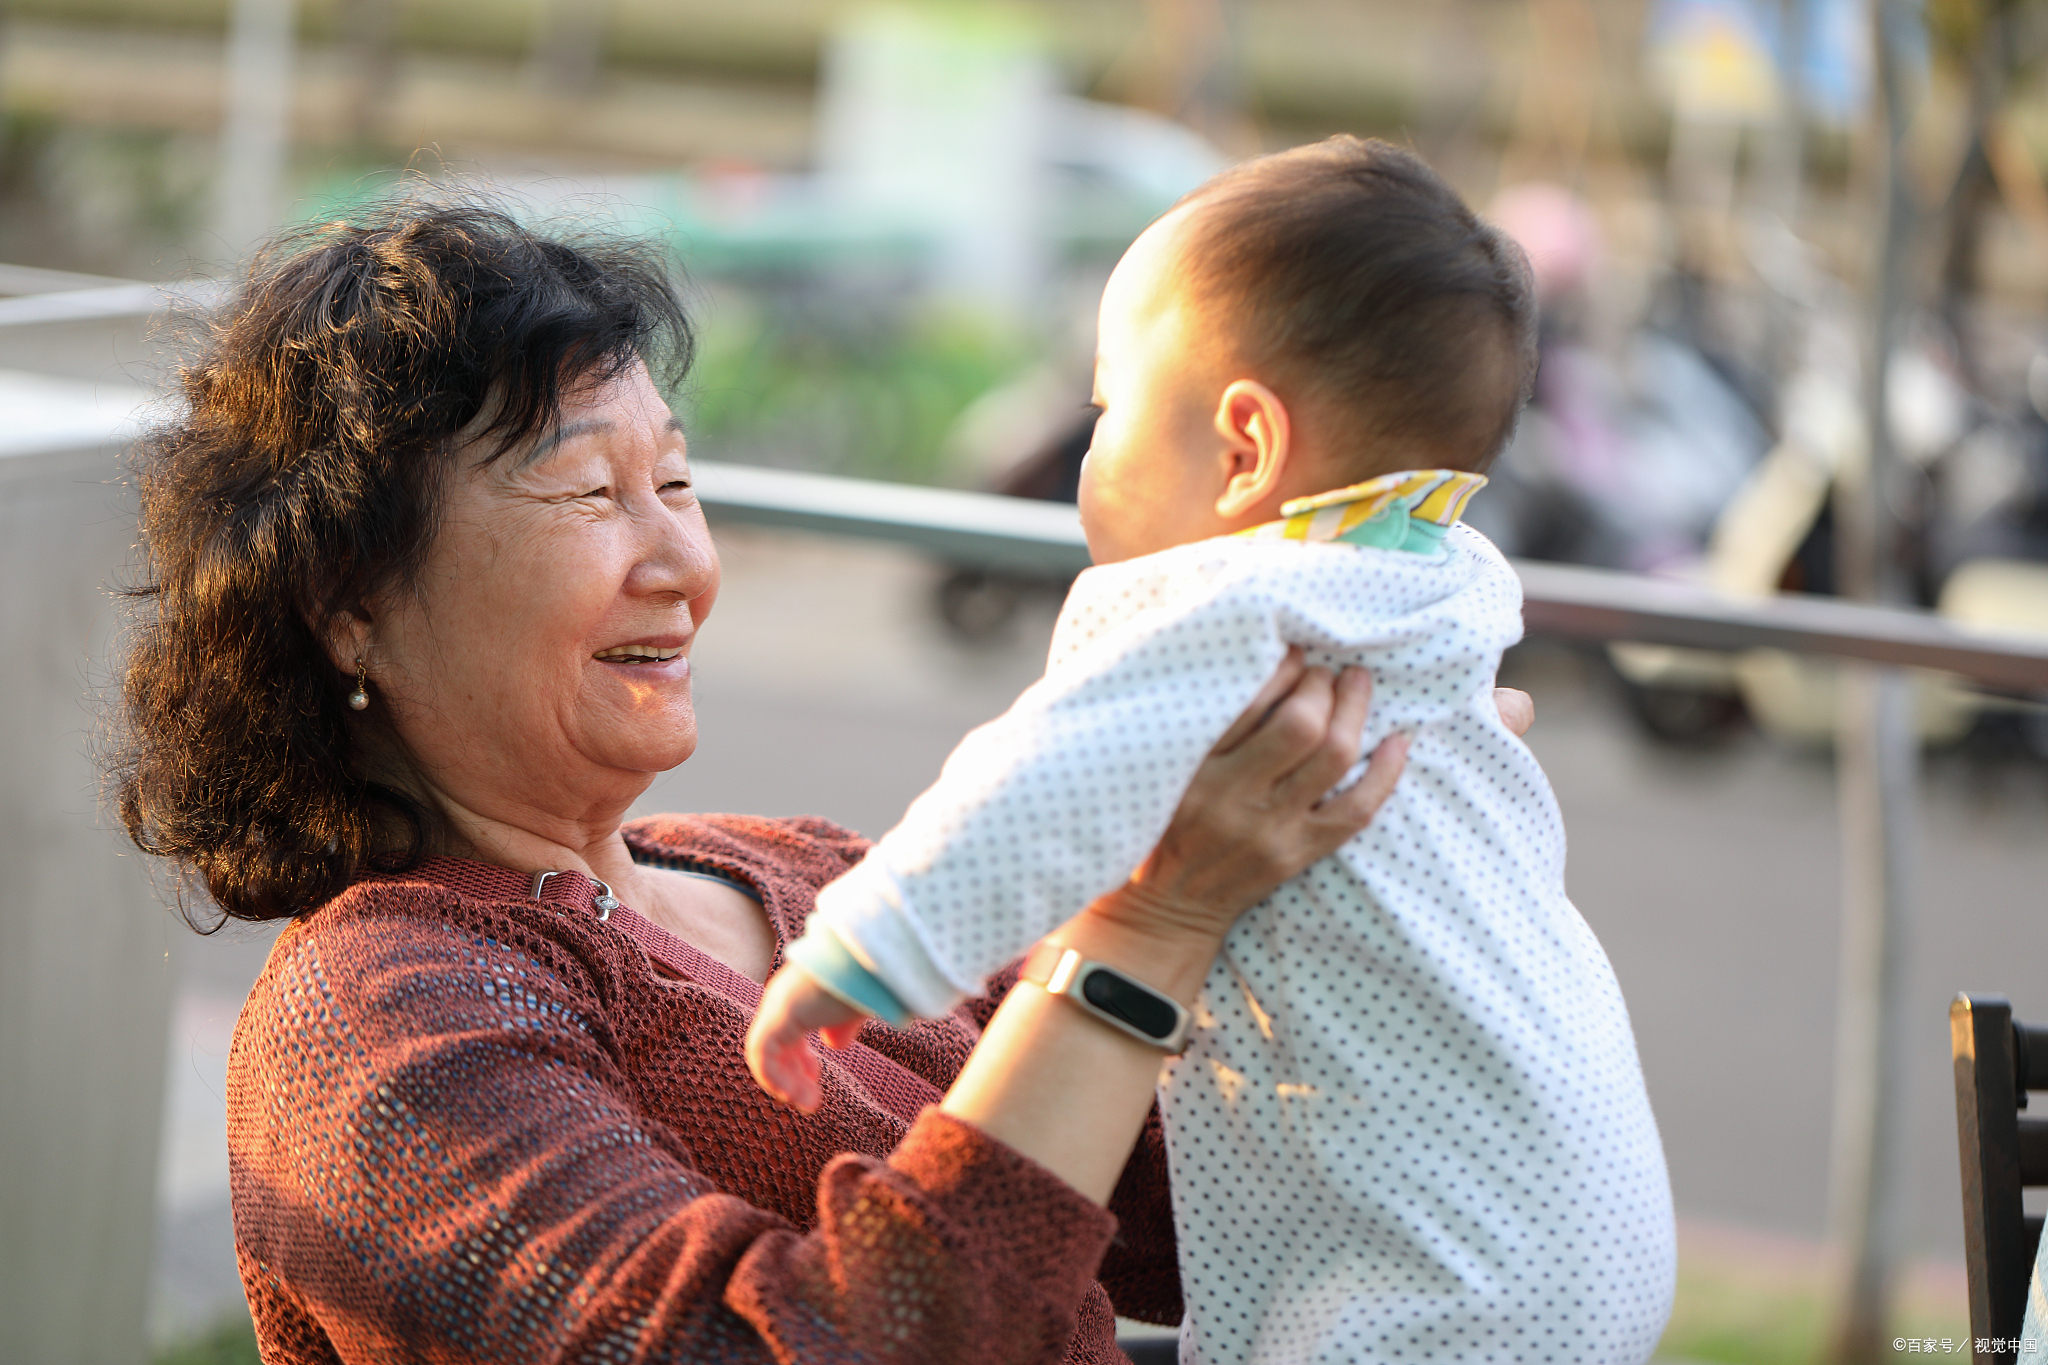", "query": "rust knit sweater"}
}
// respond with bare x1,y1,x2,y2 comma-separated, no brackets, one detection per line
225,812,1183,1365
